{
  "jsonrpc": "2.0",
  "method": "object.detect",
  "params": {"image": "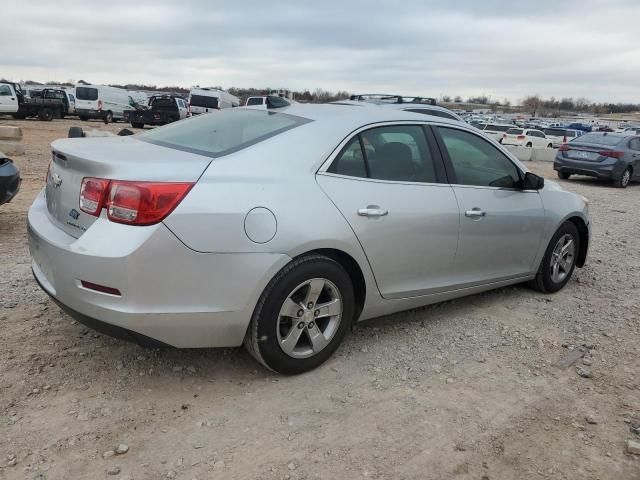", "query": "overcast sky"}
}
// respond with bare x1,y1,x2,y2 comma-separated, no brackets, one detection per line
2,0,640,103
